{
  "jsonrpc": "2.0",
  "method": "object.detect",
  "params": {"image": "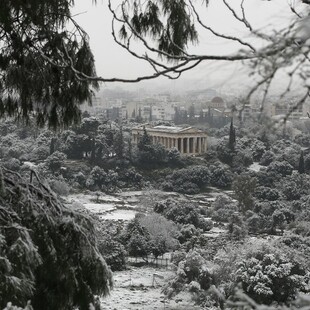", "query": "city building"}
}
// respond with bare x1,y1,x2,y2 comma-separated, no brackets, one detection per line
209,96,226,110
132,125,208,155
